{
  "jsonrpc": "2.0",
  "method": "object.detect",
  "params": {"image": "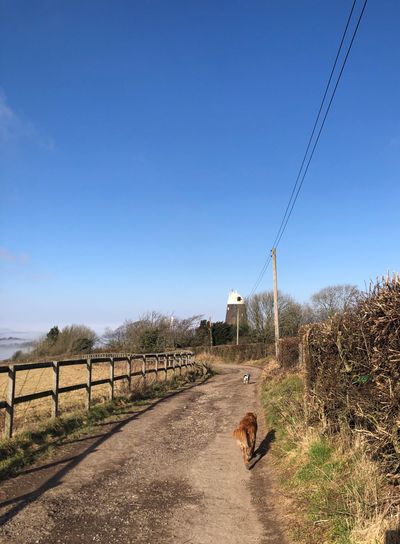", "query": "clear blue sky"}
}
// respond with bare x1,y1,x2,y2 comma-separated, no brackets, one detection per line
1,1,399,333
